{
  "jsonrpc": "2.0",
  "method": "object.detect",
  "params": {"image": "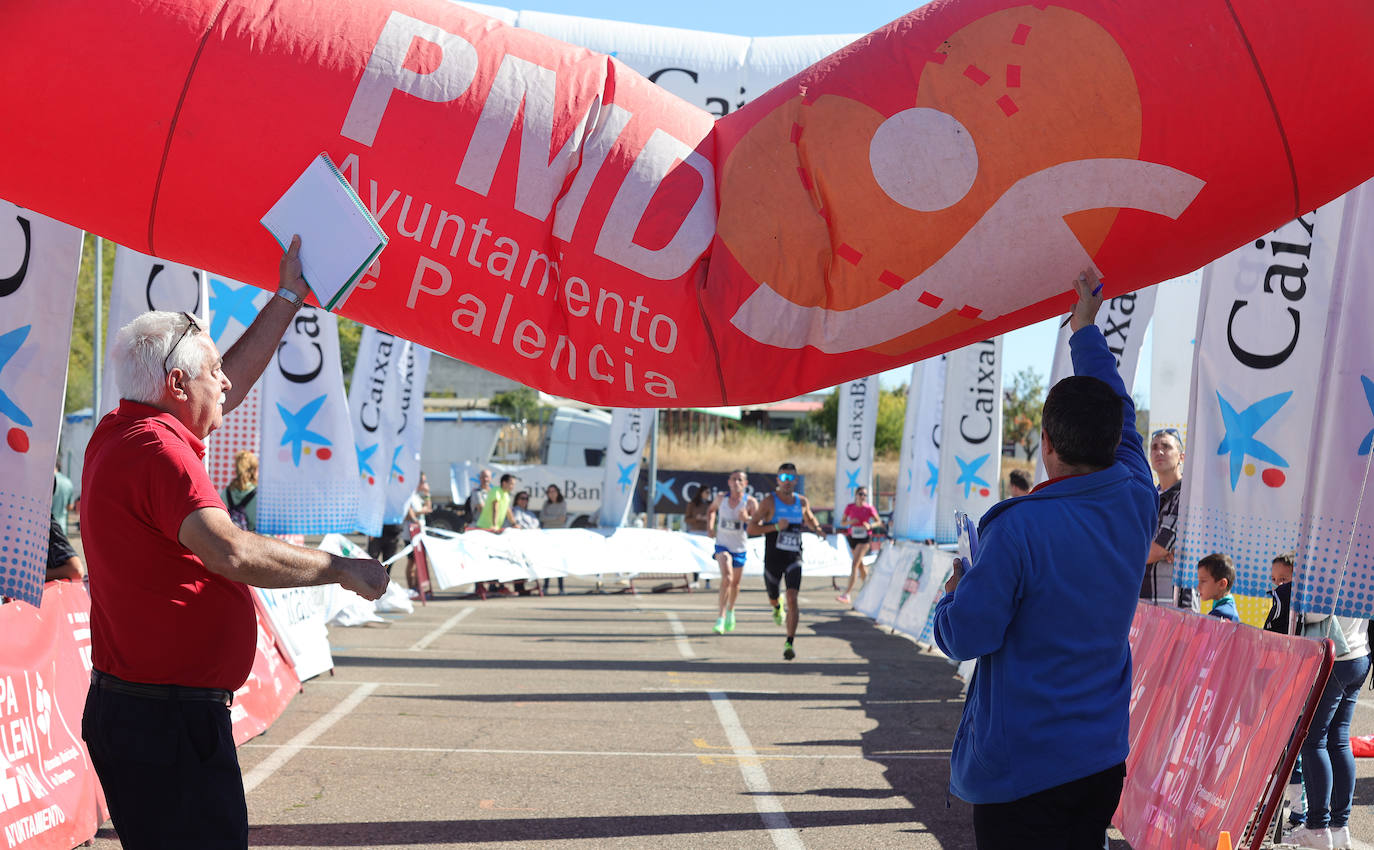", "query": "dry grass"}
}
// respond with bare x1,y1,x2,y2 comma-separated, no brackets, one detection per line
656,428,899,510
